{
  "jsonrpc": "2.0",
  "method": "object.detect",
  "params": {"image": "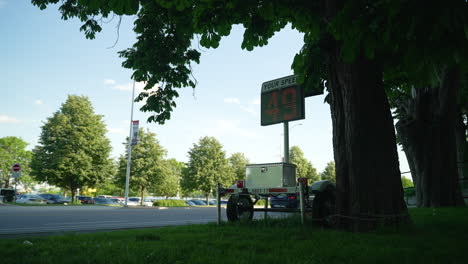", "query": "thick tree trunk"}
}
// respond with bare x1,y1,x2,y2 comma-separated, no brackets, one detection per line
455,109,467,200
326,43,408,231
396,69,464,207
